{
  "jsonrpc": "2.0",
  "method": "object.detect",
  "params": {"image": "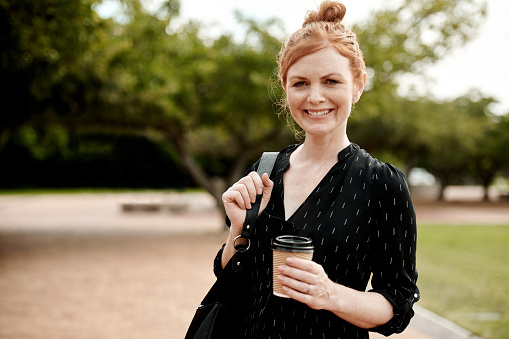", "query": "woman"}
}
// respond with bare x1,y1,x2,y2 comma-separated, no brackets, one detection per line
216,1,419,337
